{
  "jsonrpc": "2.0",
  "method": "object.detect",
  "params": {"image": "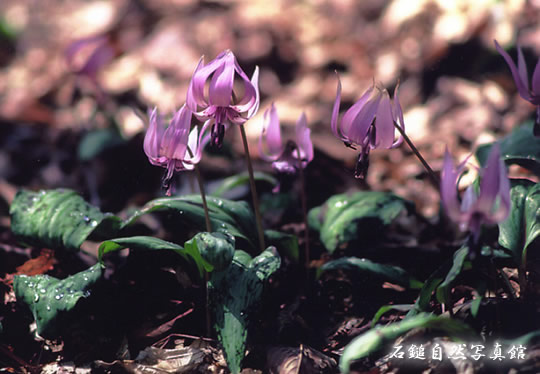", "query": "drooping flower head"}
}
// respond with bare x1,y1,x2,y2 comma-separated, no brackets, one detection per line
143,105,210,195
441,144,511,244
494,40,540,135
186,50,259,148
331,73,404,178
65,34,116,101
258,103,313,174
